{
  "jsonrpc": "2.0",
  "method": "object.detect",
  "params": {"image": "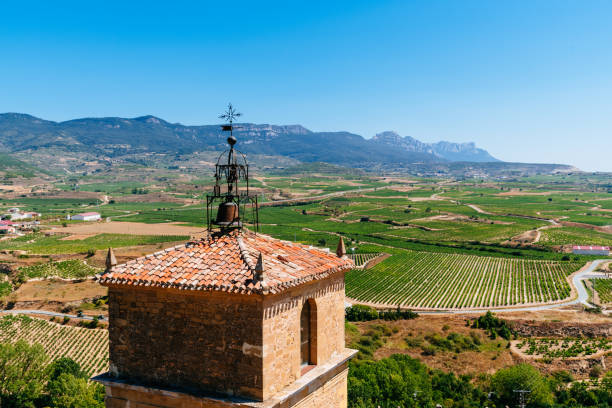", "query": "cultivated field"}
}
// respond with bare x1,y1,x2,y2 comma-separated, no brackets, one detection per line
346,252,581,309
513,337,612,359
49,221,205,237
592,278,612,304
0,314,108,377
18,259,100,280
347,253,385,267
